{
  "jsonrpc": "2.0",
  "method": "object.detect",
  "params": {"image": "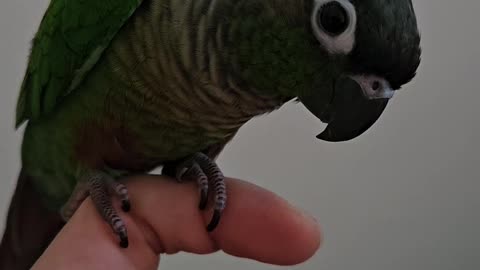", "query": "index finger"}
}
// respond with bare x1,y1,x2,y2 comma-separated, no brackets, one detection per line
33,176,321,270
